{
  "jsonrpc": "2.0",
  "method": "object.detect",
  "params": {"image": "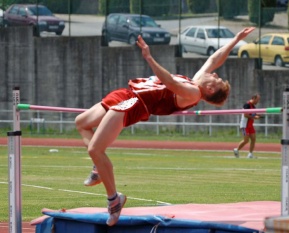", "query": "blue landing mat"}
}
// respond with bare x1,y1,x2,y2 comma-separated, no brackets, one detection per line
35,211,258,233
